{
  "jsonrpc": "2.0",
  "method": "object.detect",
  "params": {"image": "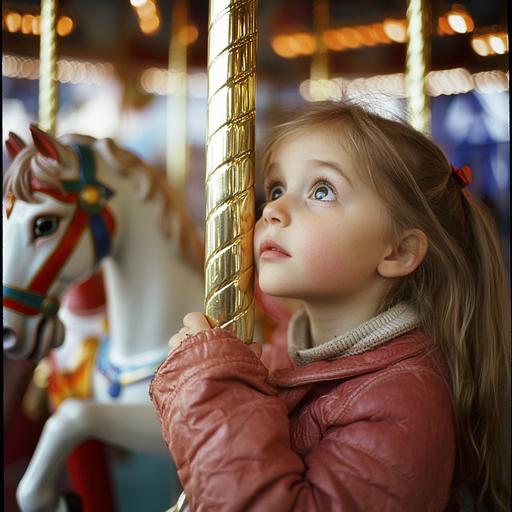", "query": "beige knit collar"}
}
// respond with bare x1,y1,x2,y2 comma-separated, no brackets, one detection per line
288,303,419,367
